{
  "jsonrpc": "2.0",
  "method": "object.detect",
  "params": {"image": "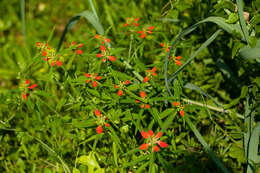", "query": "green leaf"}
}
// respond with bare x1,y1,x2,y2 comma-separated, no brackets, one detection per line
247,123,260,173
57,10,104,51
123,154,149,168
236,0,250,44
239,40,260,60
184,116,229,173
